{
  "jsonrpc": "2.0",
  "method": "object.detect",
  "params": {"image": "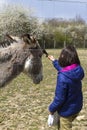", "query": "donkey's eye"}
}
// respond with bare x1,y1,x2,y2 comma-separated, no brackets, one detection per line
39,53,42,58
